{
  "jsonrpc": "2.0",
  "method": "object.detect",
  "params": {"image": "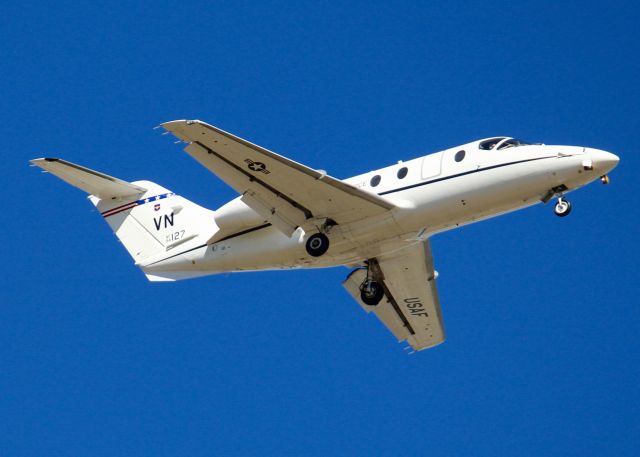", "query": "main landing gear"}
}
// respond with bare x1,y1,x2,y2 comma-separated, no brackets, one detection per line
305,233,330,257
304,219,337,257
359,260,385,306
554,197,572,217
360,279,384,306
